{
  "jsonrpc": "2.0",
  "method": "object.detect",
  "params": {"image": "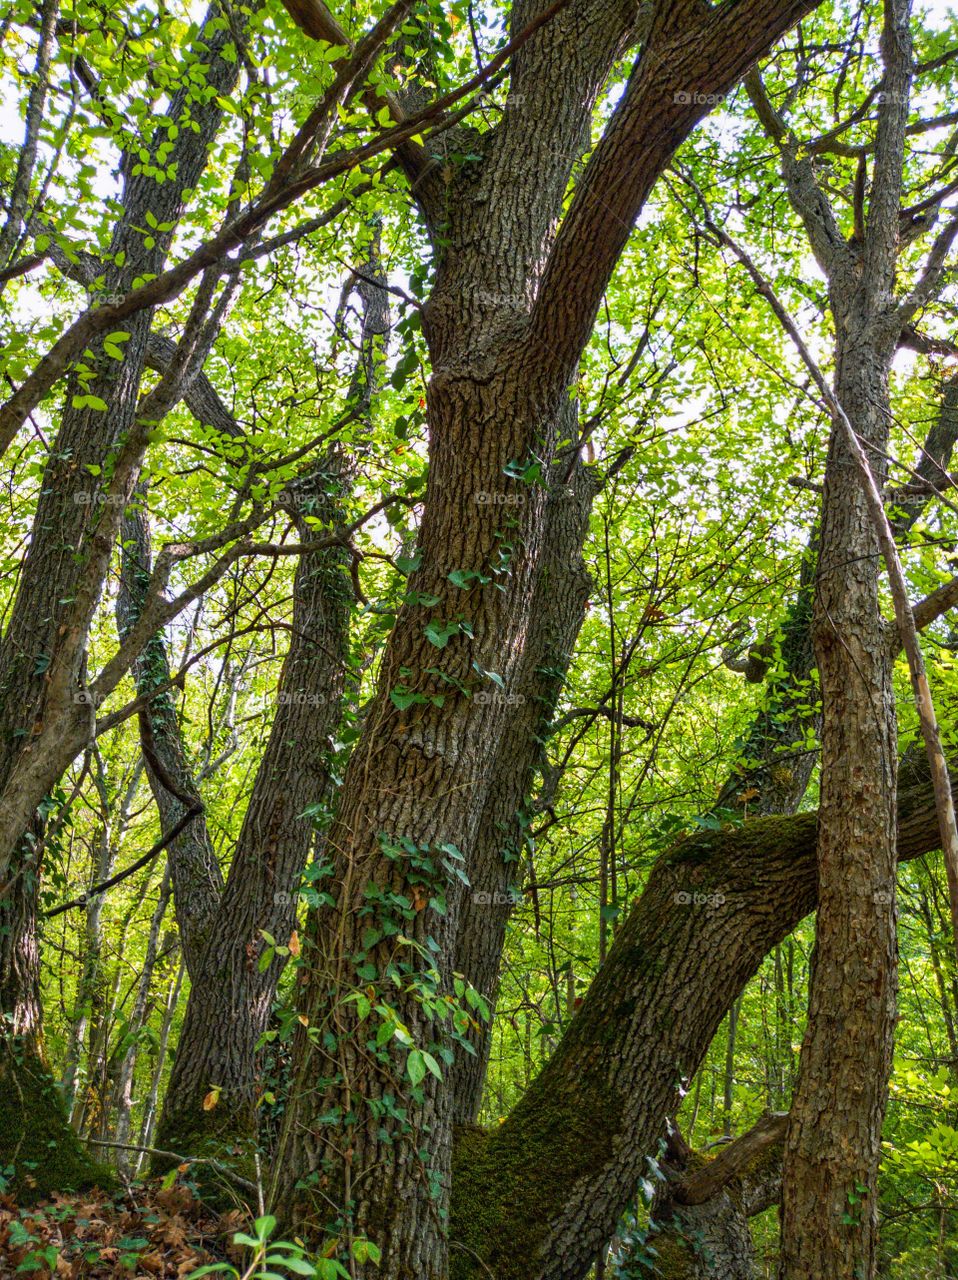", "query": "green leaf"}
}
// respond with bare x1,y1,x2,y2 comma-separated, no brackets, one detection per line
407,1048,426,1086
